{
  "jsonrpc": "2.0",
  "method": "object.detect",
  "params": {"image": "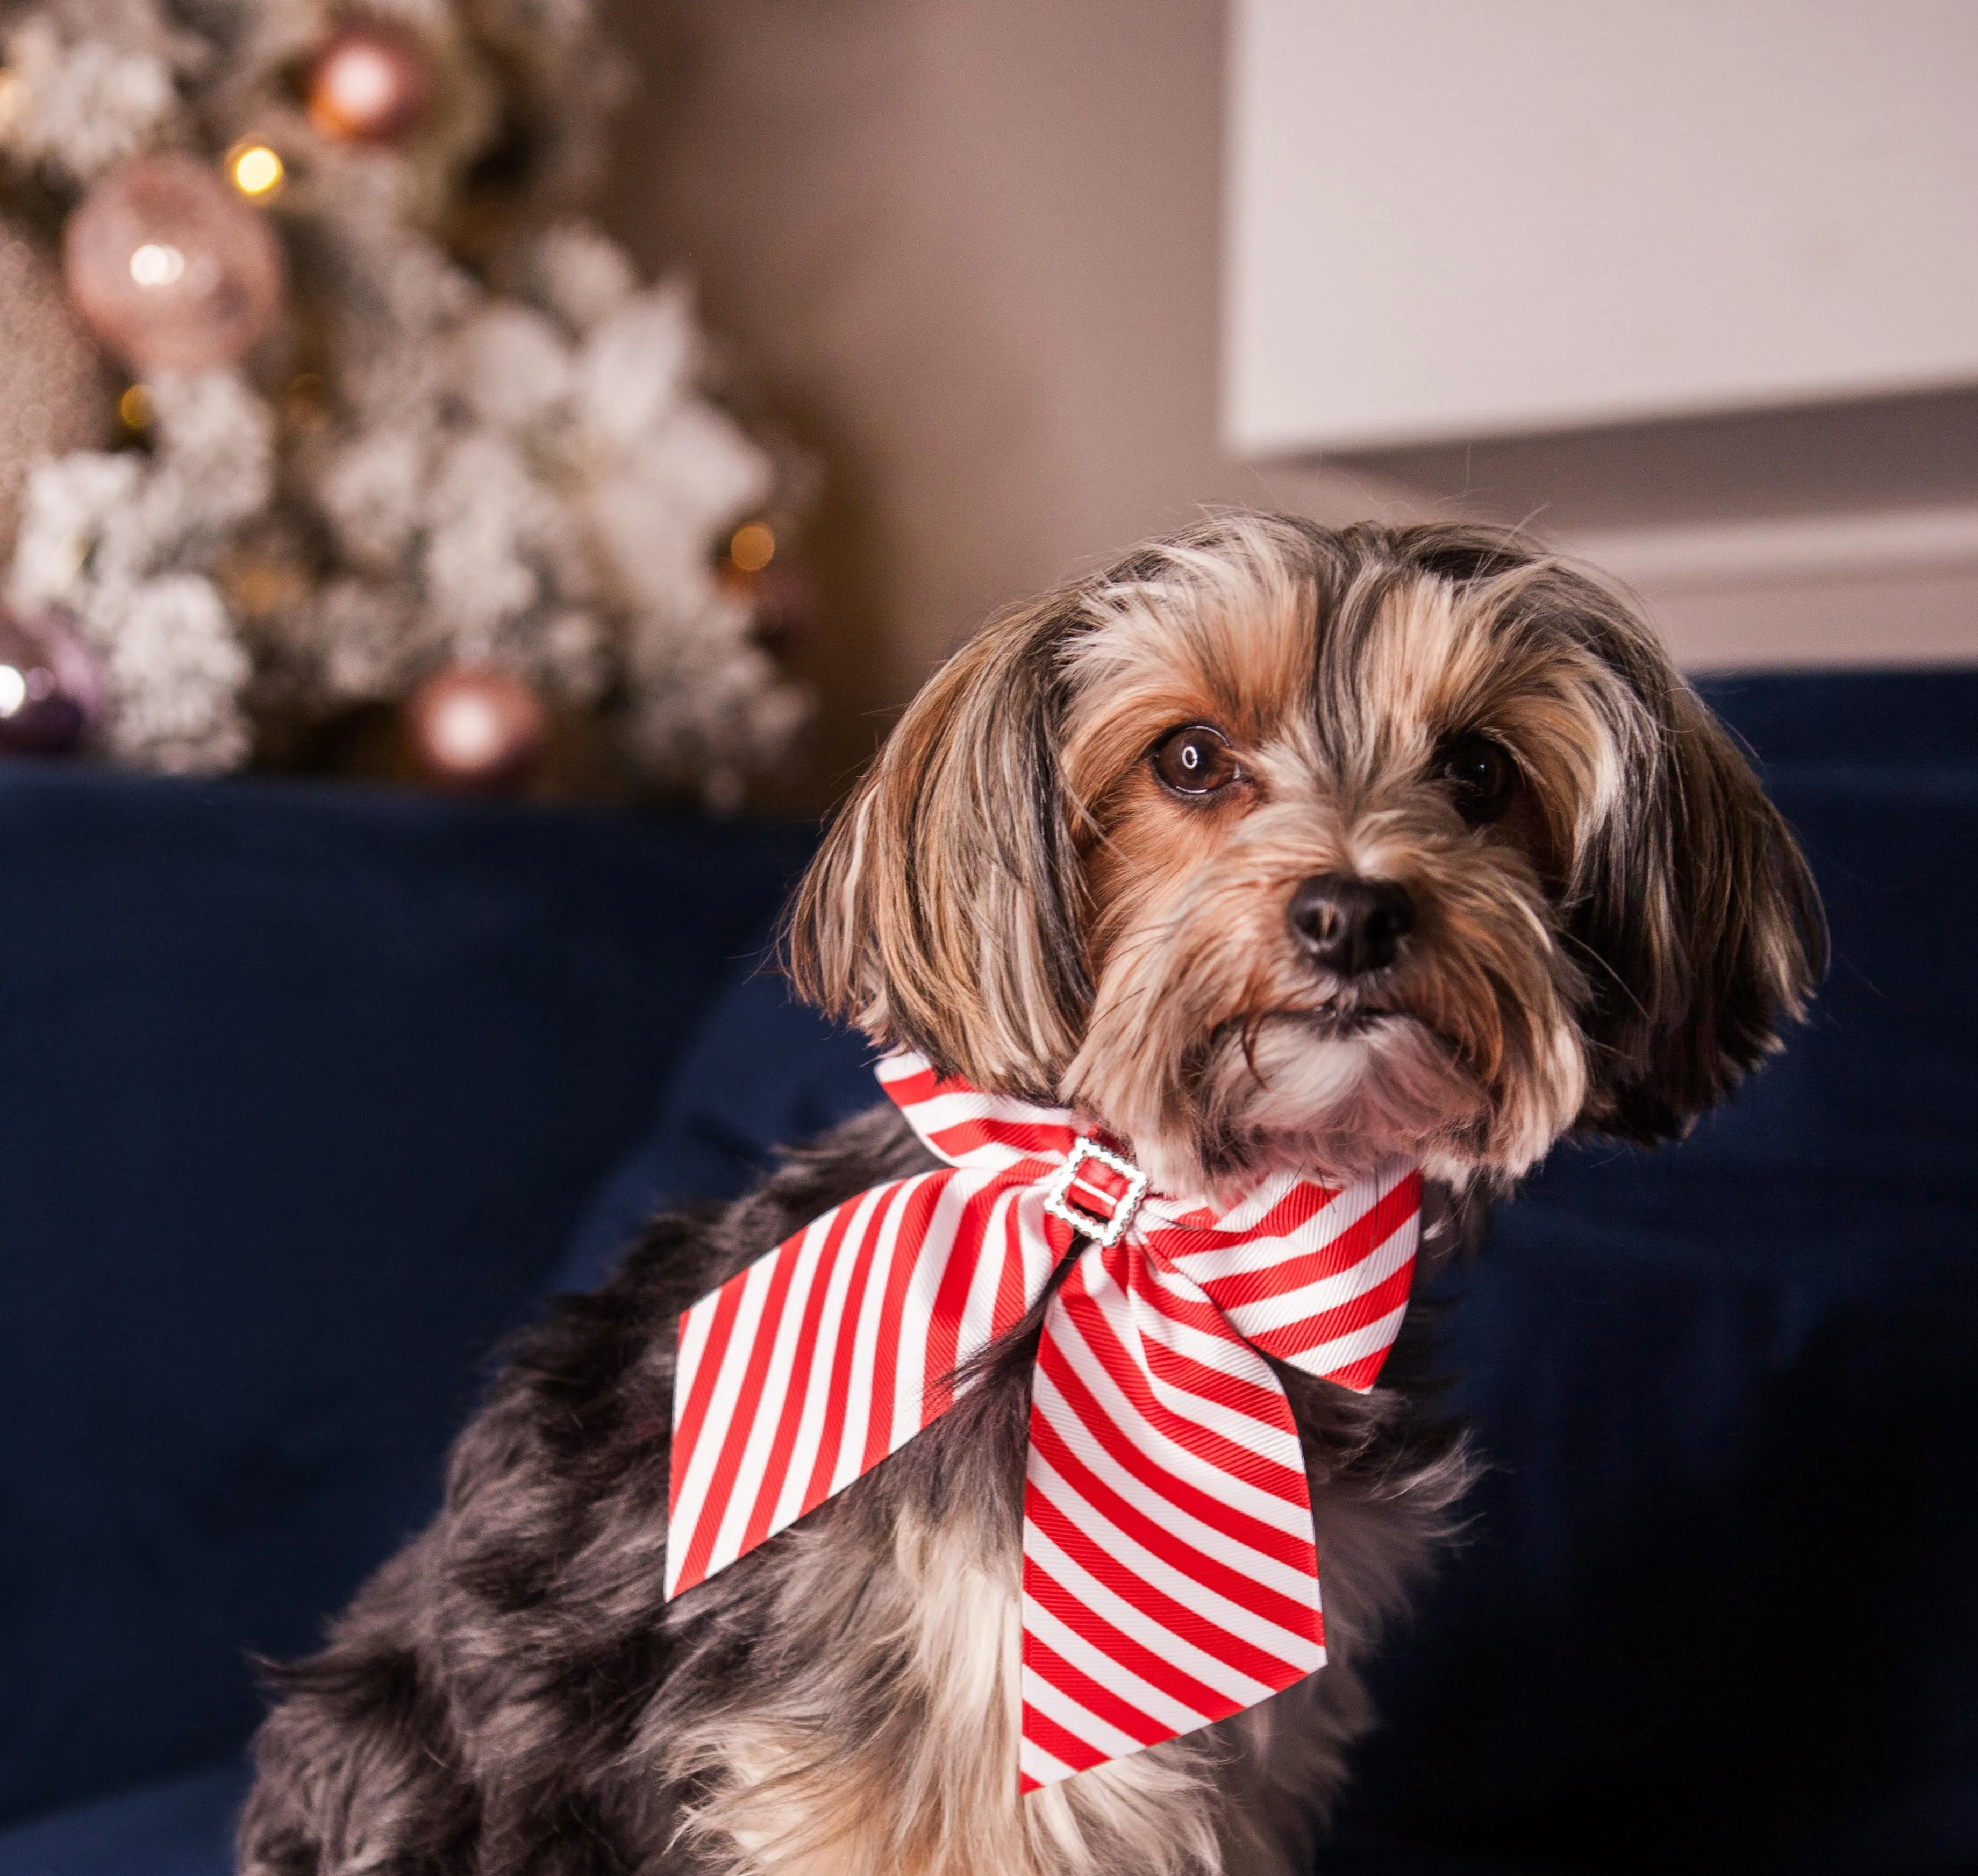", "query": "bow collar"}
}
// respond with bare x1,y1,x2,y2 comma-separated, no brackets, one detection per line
666,1052,1422,1791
